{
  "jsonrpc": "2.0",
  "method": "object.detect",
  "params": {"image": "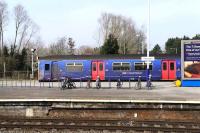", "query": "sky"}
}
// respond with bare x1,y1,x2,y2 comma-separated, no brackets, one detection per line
5,0,200,50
